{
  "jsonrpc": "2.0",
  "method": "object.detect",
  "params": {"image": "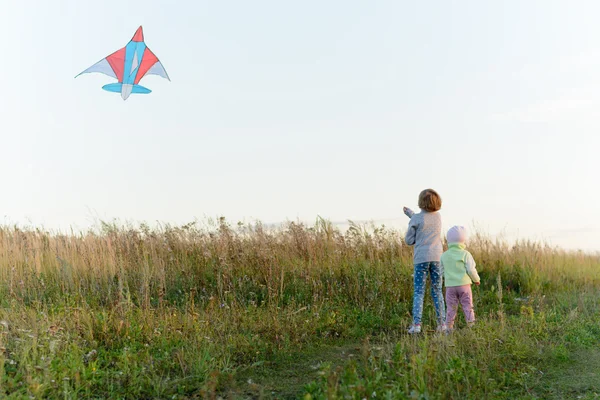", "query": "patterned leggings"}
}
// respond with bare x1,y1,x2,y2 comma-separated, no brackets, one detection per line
412,261,446,325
